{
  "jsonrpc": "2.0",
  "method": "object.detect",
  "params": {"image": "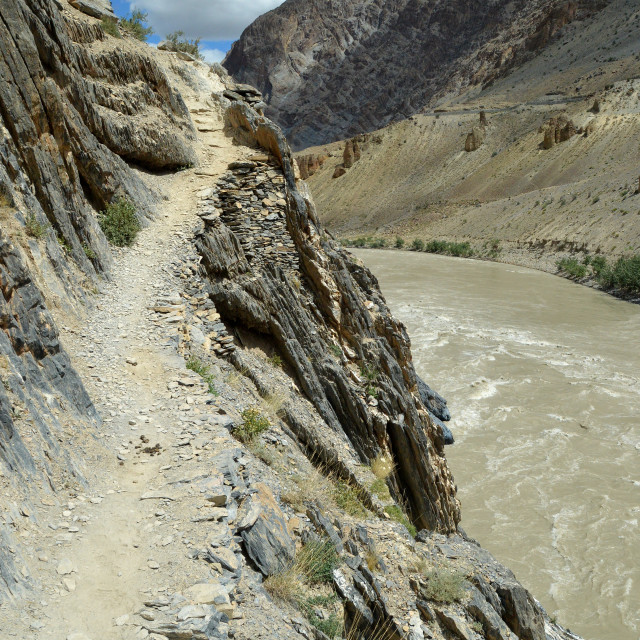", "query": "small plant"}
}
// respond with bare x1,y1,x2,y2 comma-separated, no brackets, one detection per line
371,453,394,481
360,364,379,397
354,237,367,248
119,10,153,41
25,213,47,239
100,17,121,38
470,620,483,633
411,238,425,251
370,478,391,500
370,237,386,249
186,356,217,394
166,30,203,60
269,354,283,368
264,539,339,601
98,198,141,247
385,504,417,537
365,547,381,572
262,391,286,419
233,408,270,443
591,255,608,275
421,568,466,603
395,236,405,249
57,234,72,254
334,480,368,518
83,243,96,260
328,344,343,359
